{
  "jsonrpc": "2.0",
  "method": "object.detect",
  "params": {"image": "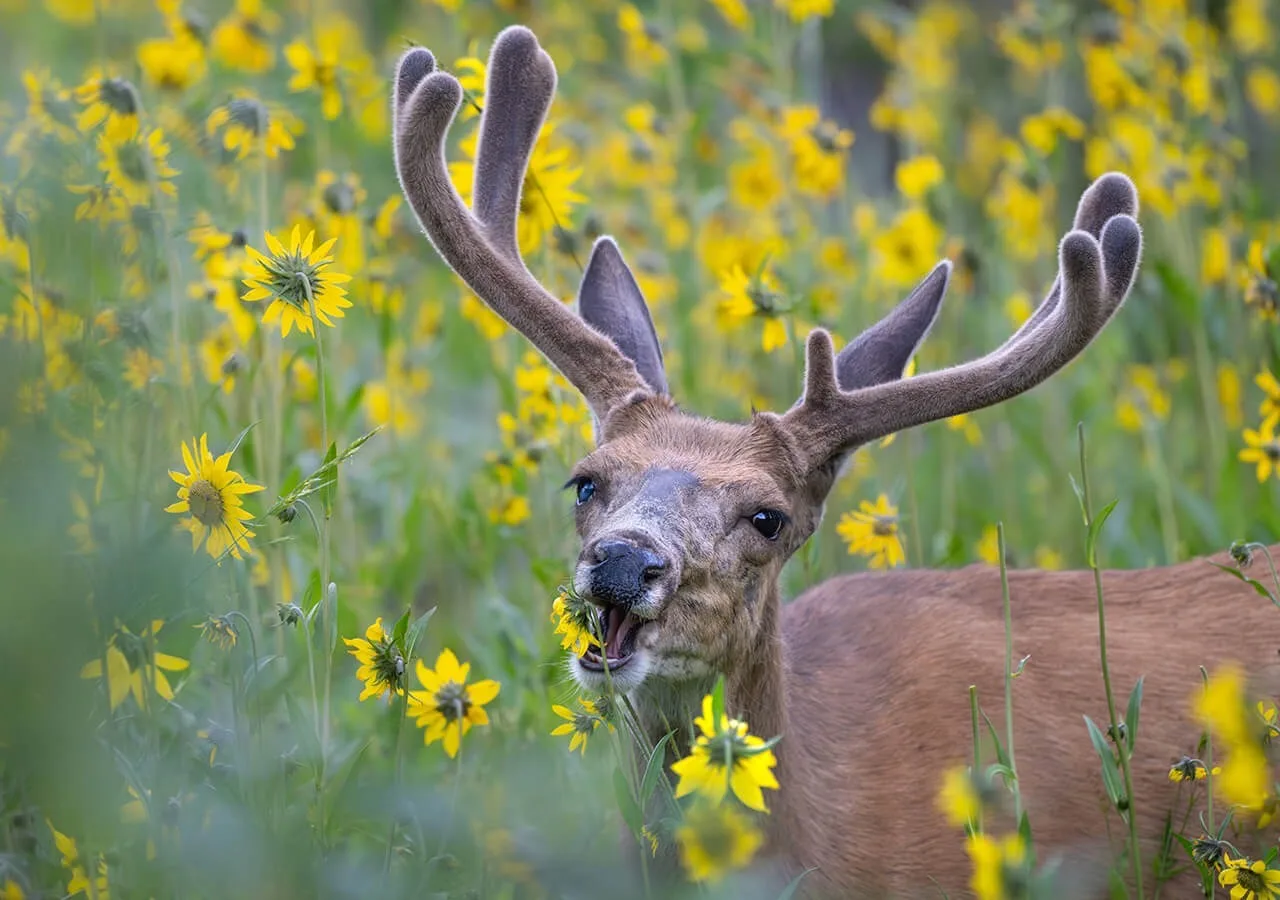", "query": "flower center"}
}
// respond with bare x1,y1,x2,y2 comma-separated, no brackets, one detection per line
372,641,405,691
746,283,782,314
188,478,225,527
227,98,269,136
115,140,149,185
1237,868,1267,893
695,813,736,860
872,515,898,537
434,681,470,722
323,181,356,215
1264,441,1280,462
101,78,139,115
